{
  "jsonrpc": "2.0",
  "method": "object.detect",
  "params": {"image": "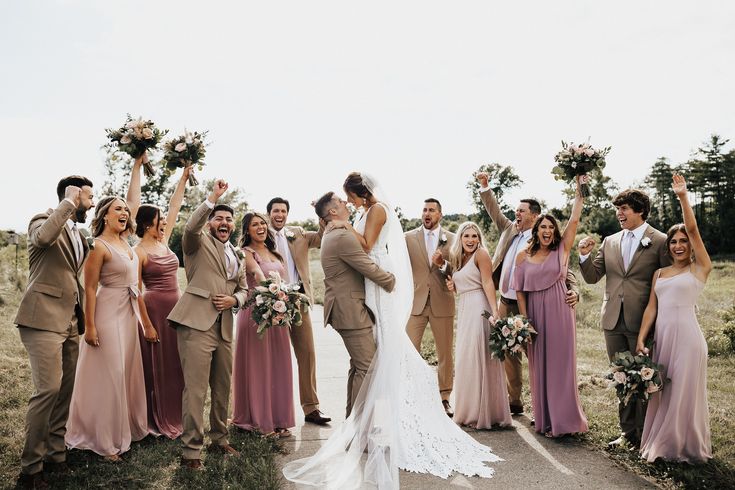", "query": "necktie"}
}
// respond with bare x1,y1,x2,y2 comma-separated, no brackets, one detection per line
71,223,82,263
623,231,636,271
224,243,237,279
426,231,435,264
276,231,293,283
502,233,523,294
